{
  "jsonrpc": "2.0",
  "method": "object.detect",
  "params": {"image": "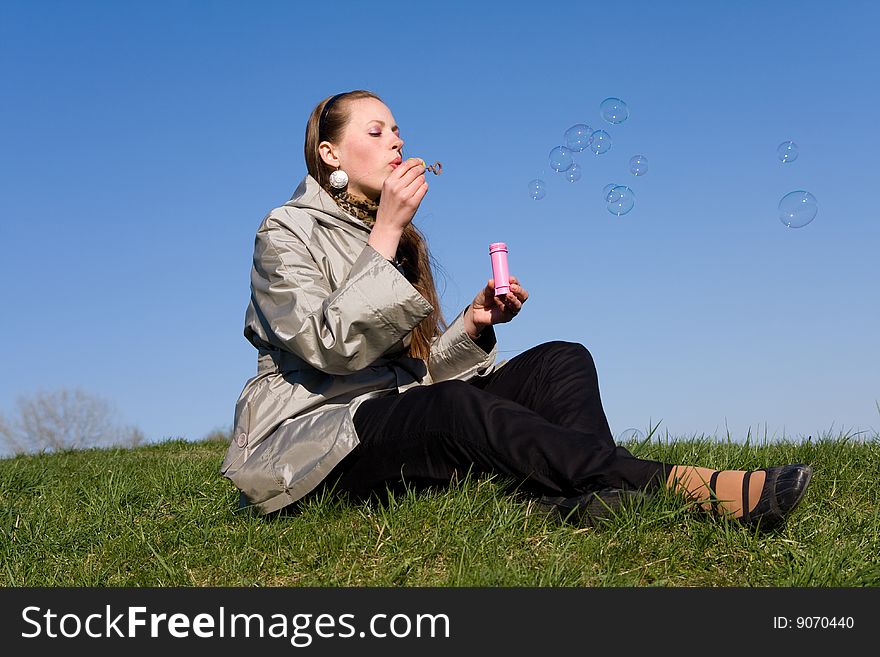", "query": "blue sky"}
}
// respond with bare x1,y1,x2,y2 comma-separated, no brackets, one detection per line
1,0,878,453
